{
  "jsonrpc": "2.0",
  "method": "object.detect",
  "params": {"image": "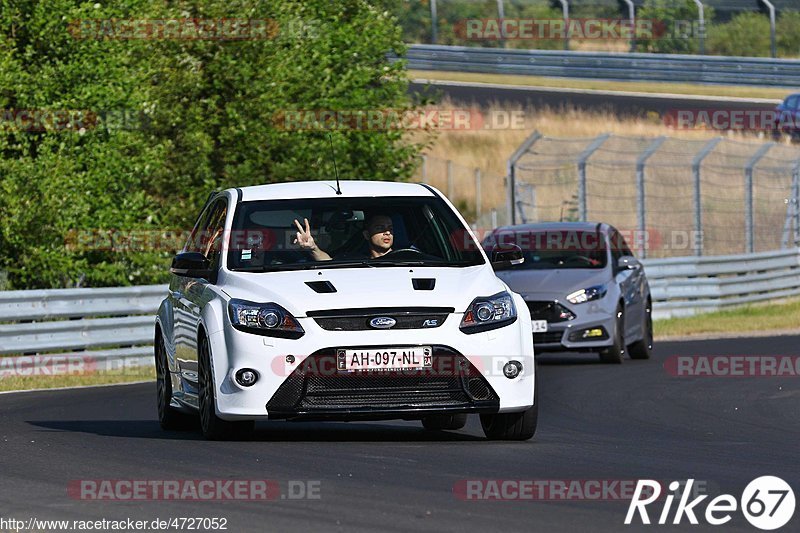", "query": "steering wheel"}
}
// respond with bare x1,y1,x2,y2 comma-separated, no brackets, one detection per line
385,248,423,256
379,248,439,261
